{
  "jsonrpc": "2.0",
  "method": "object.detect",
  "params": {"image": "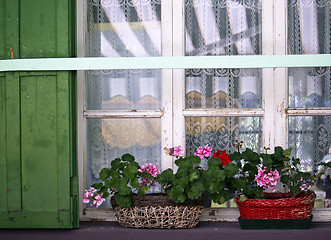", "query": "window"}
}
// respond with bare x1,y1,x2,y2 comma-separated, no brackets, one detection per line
78,0,331,221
